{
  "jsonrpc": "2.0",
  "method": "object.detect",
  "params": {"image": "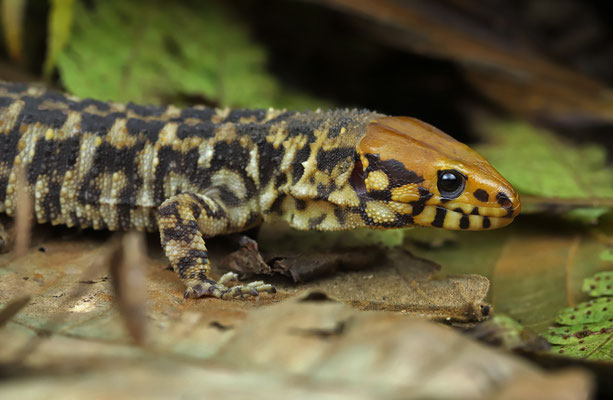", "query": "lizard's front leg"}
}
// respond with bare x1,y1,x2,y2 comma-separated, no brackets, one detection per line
157,193,275,299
